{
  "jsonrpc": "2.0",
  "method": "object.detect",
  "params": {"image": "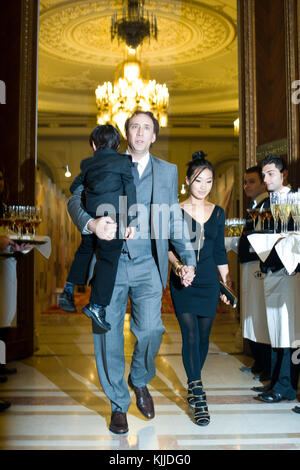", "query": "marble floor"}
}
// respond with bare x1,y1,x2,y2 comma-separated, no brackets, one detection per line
0,310,299,451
